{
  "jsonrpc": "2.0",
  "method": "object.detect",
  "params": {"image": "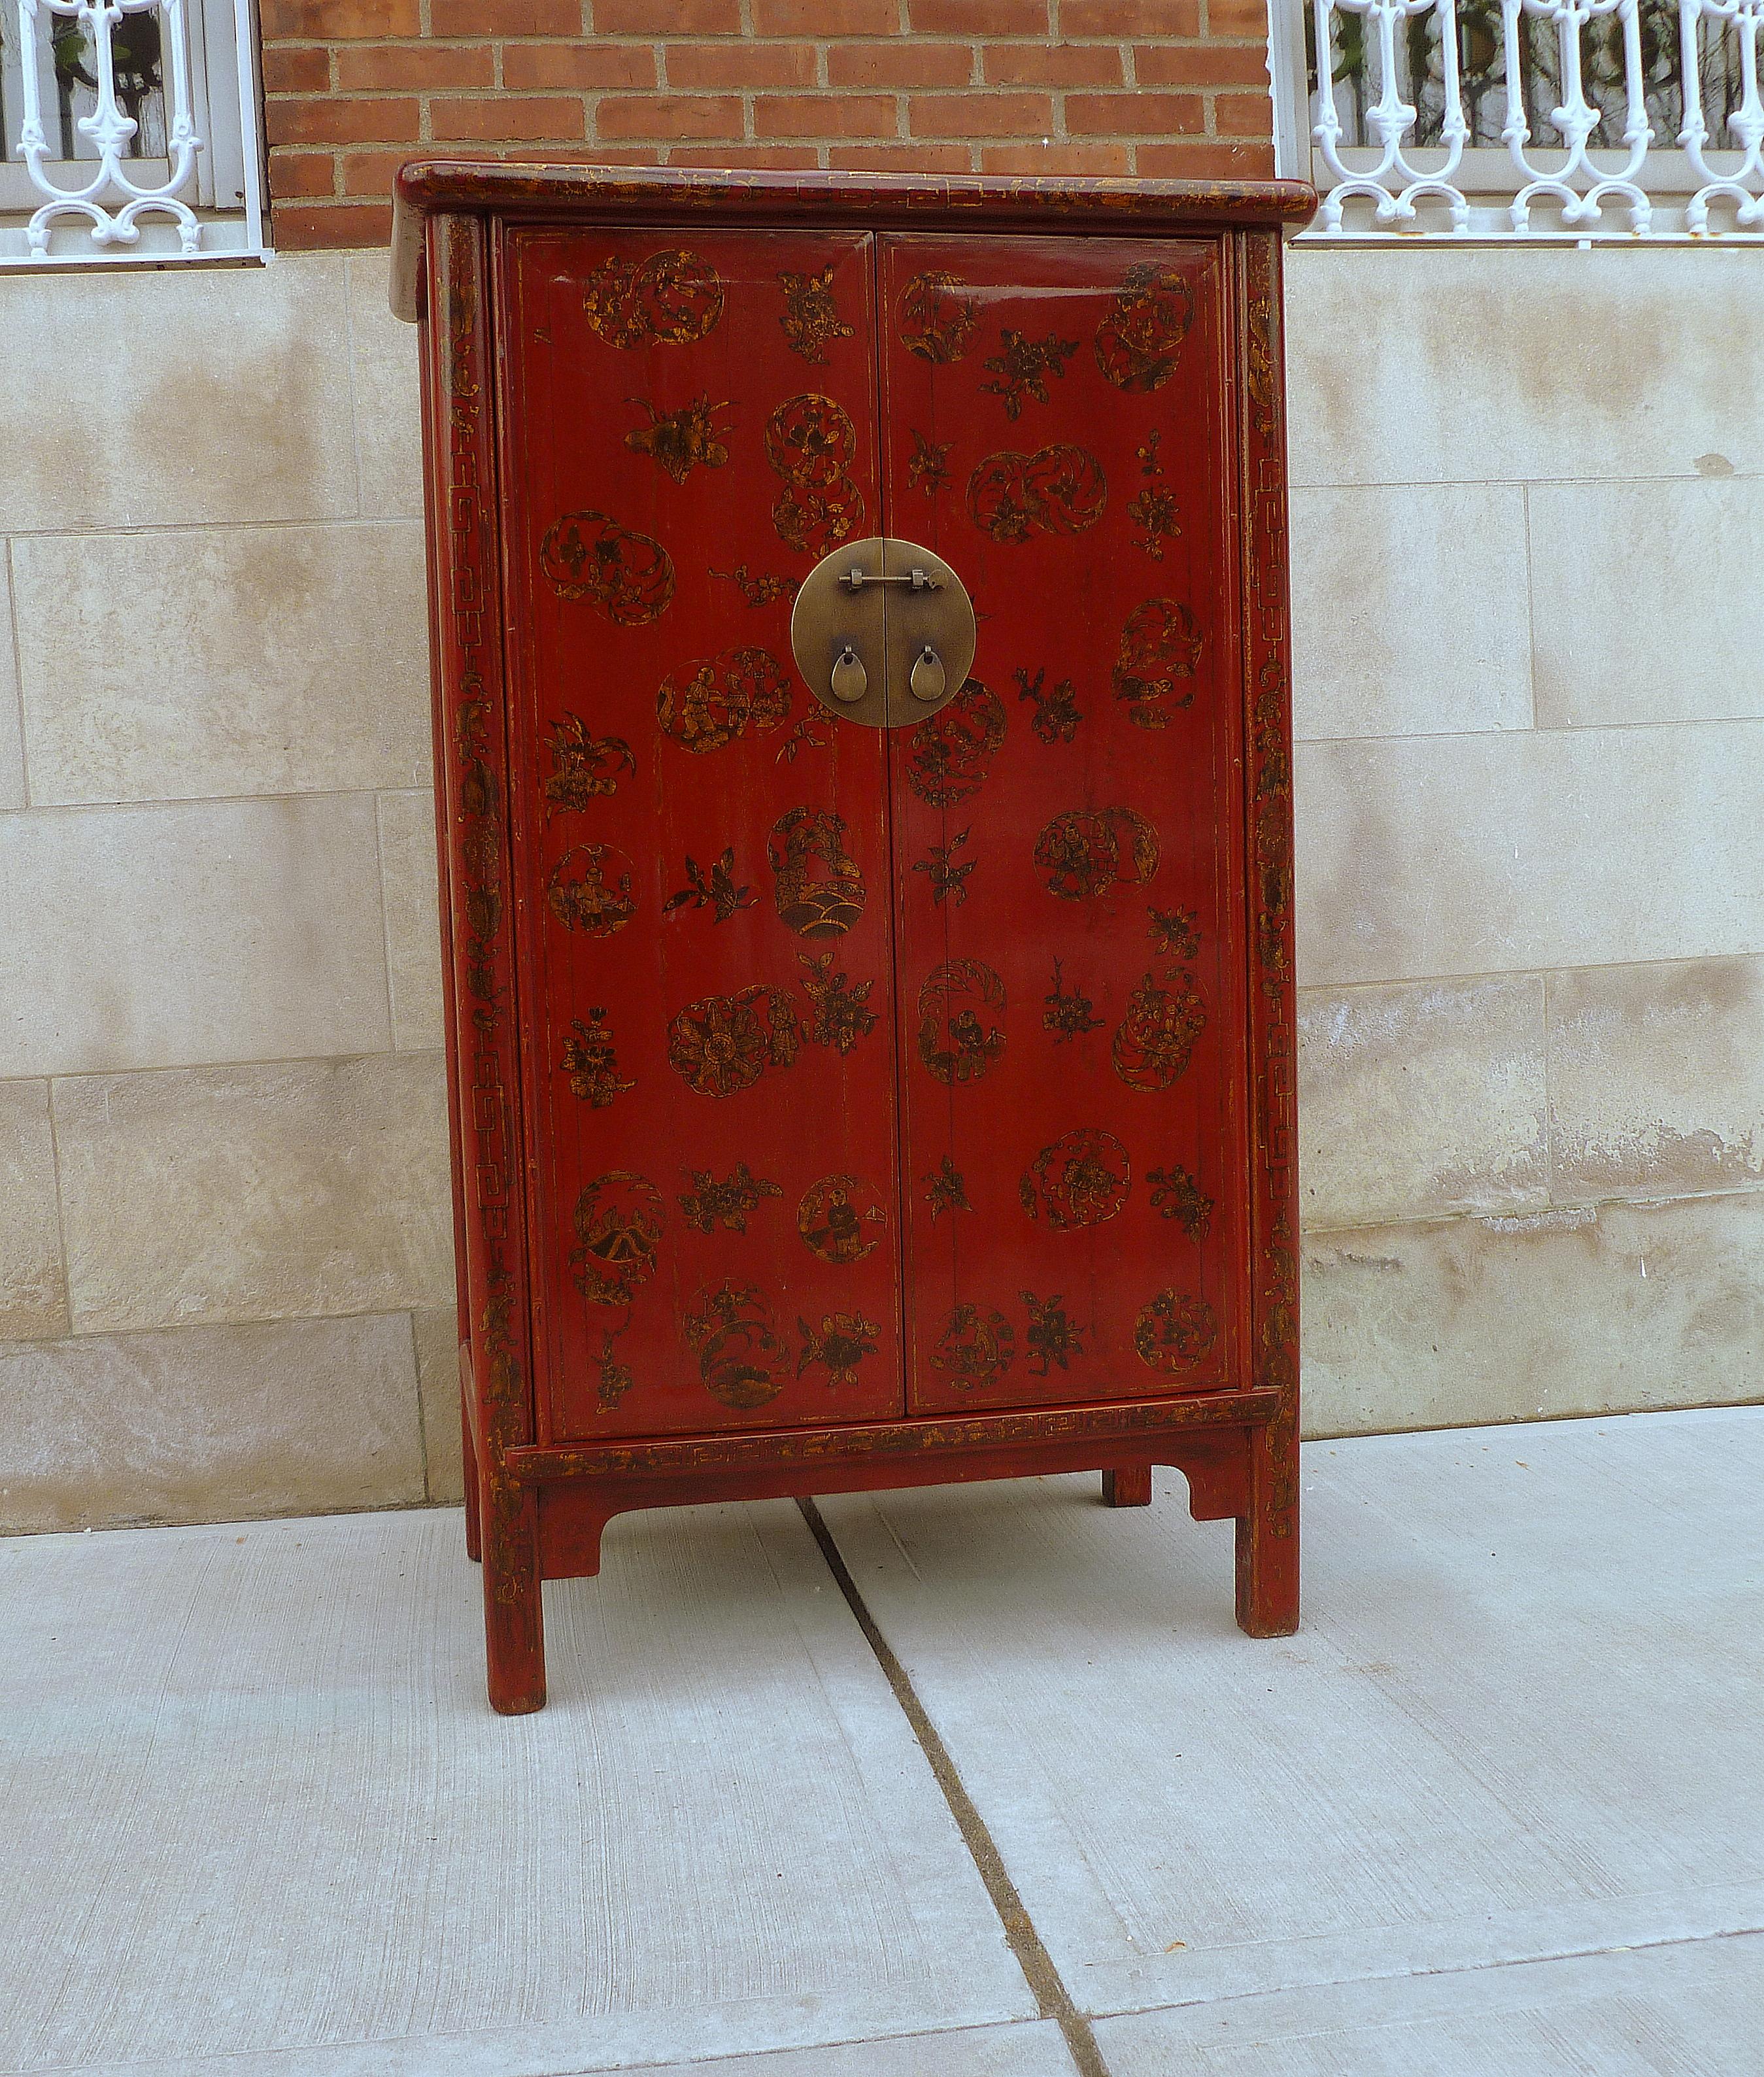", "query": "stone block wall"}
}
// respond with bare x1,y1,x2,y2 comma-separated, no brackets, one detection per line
0,254,461,1530
258,0,1276,252
1,239,1759,1530
1287,244,1764,1436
